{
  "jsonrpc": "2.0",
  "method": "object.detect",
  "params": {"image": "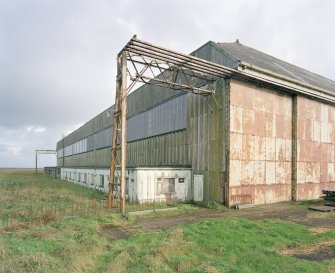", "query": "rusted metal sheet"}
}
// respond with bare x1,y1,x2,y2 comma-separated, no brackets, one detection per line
296,96,335,200
230,184,291,205
230,194,253,205
229,79,292,205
